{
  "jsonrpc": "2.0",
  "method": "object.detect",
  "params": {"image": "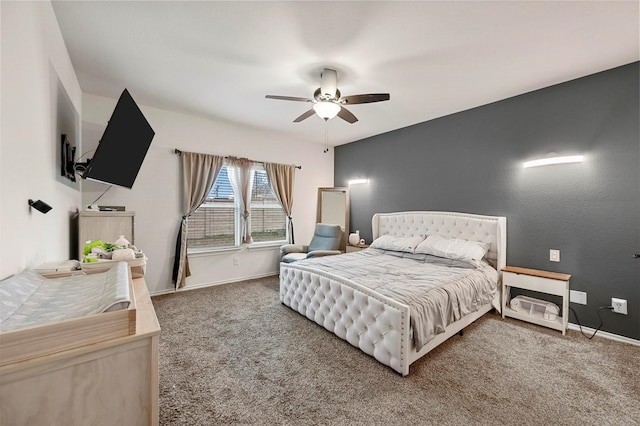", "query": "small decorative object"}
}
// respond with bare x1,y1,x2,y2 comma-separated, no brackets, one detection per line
359,239,366,245
115,235,131,247
349,230,360,246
